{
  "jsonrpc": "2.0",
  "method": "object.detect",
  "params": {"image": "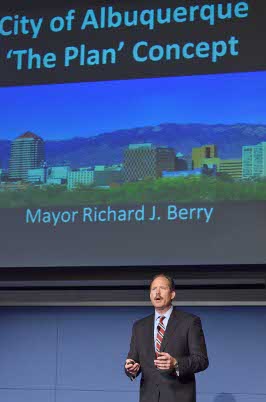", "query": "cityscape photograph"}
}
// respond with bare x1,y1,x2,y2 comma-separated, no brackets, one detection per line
0,71,266,208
